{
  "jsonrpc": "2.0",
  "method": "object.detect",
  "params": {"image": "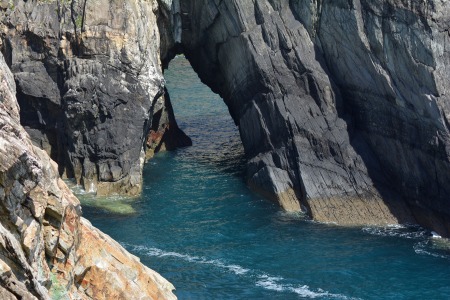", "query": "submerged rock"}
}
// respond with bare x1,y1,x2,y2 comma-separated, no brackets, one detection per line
178,0,450,235
0,53,176,299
